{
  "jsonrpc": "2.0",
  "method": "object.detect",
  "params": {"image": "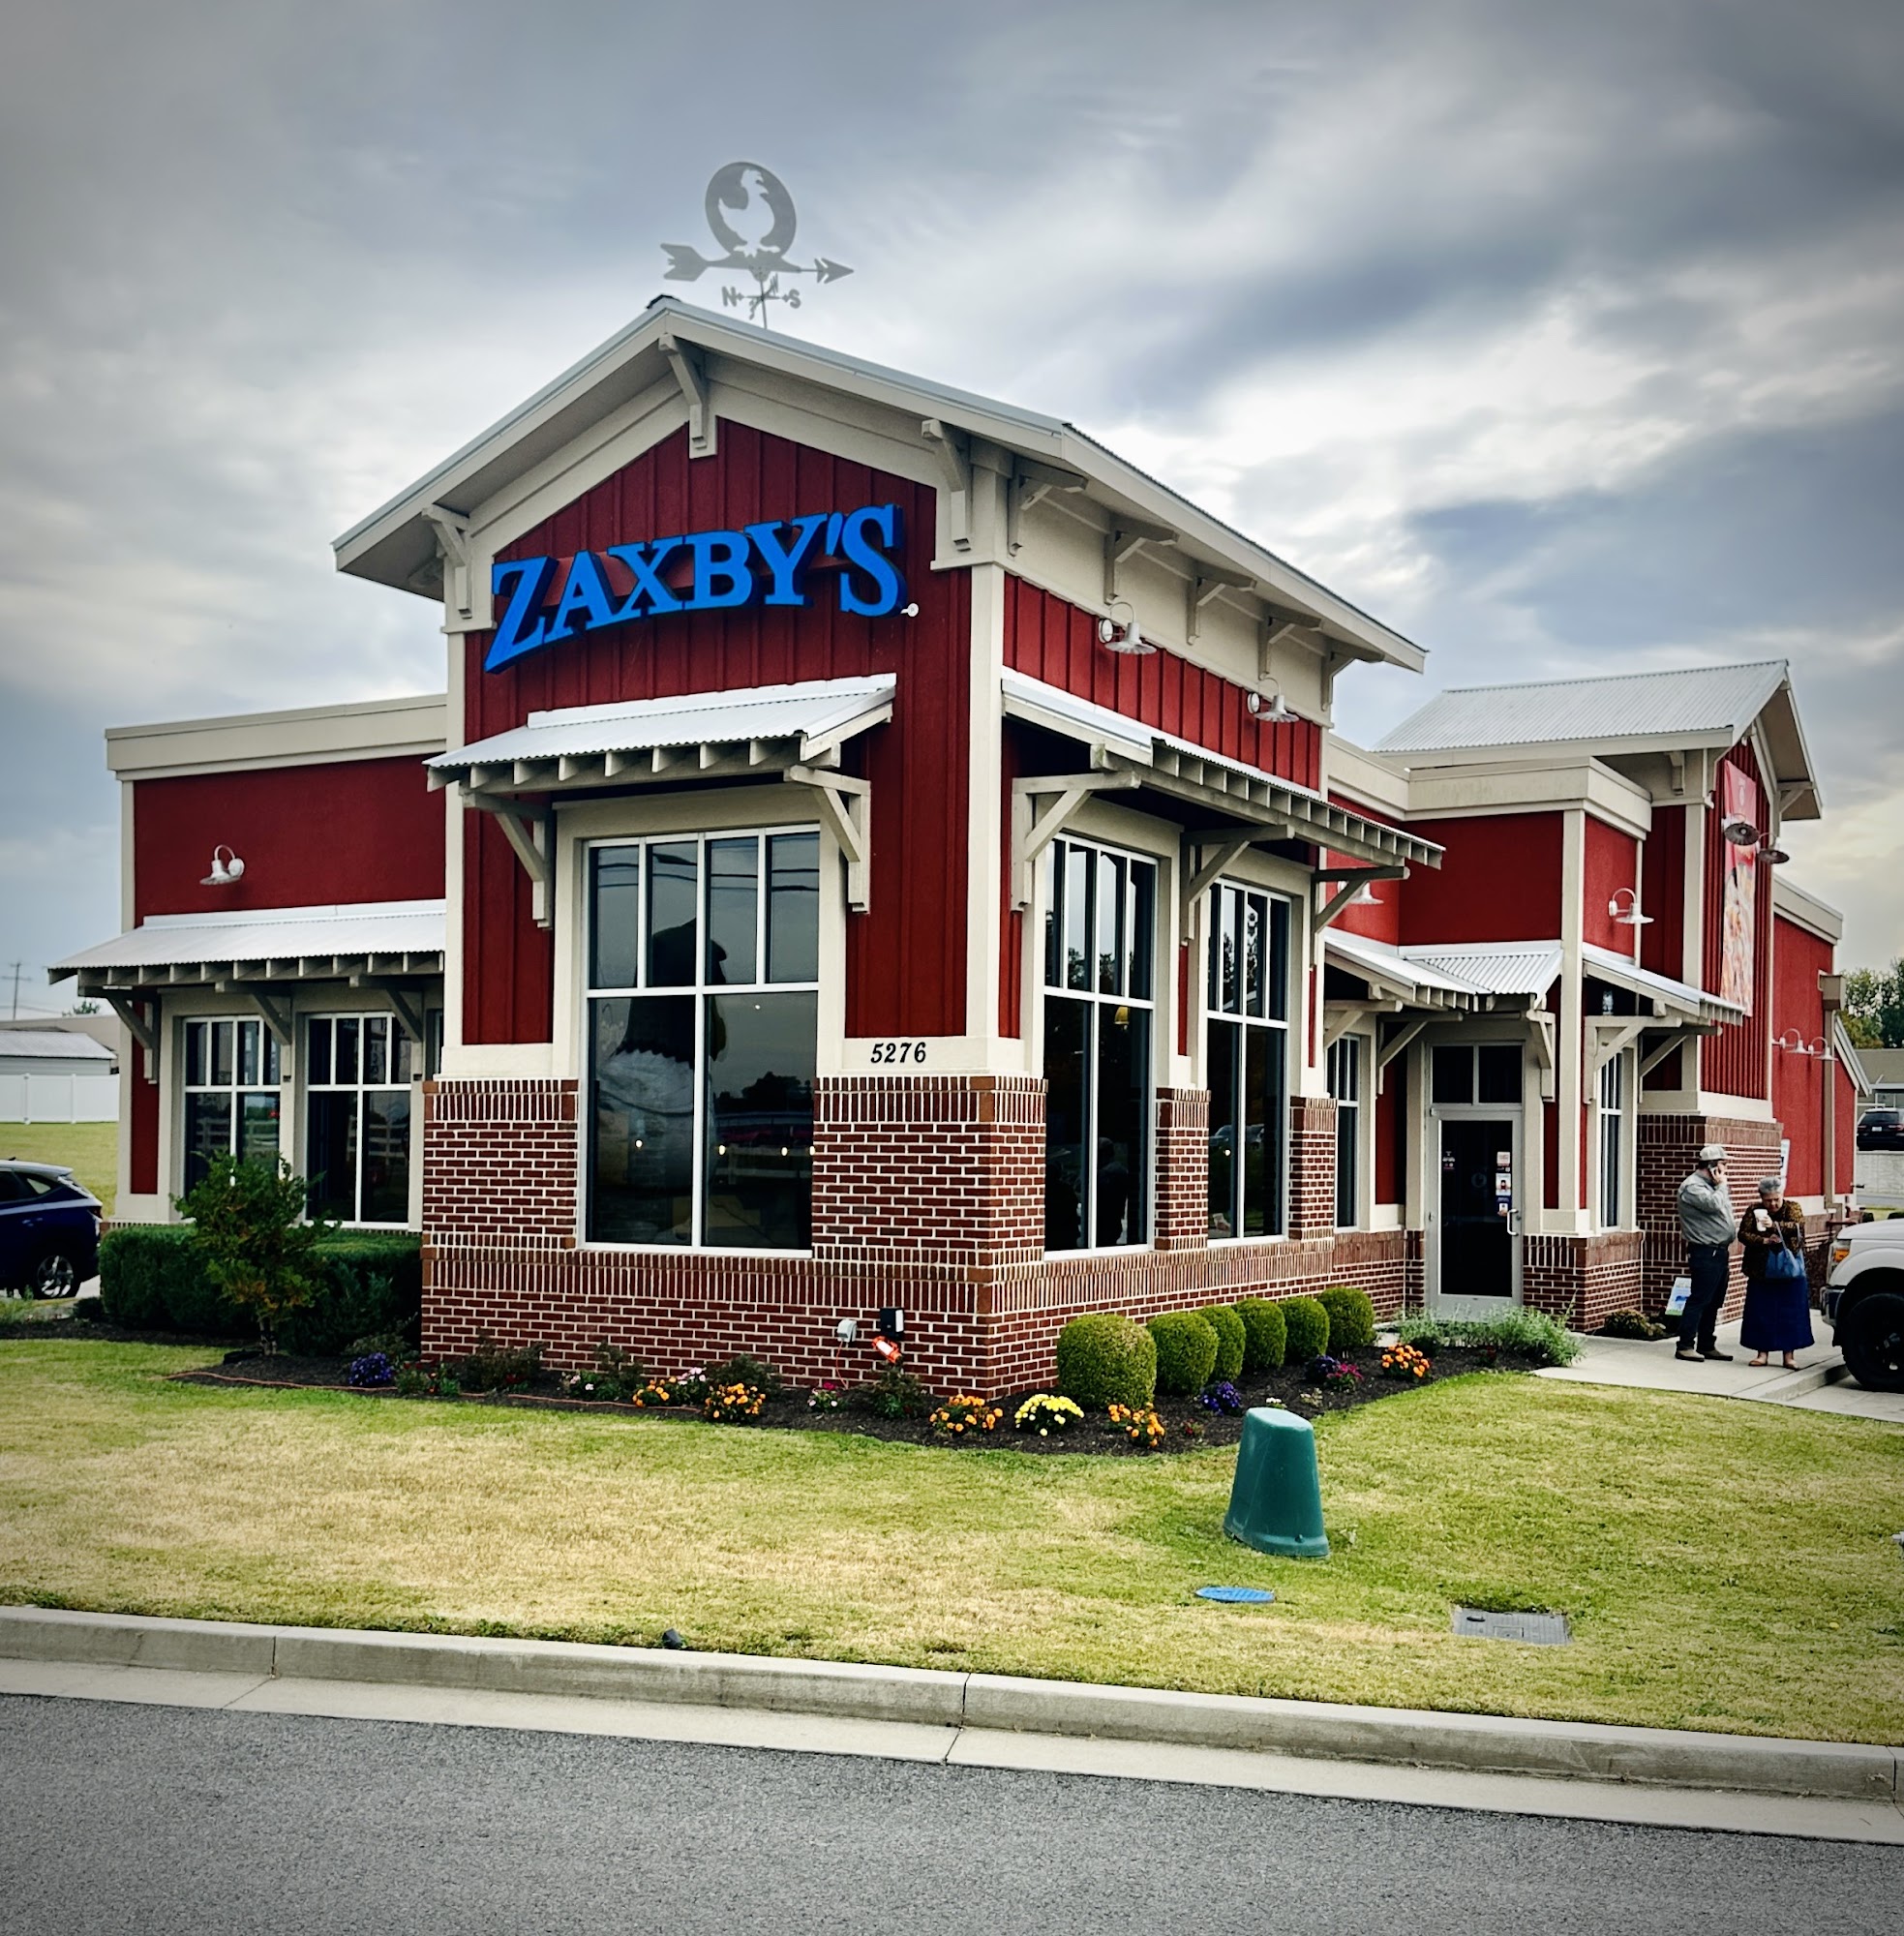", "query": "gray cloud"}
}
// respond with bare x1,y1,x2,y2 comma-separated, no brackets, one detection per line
3,0,1903,992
